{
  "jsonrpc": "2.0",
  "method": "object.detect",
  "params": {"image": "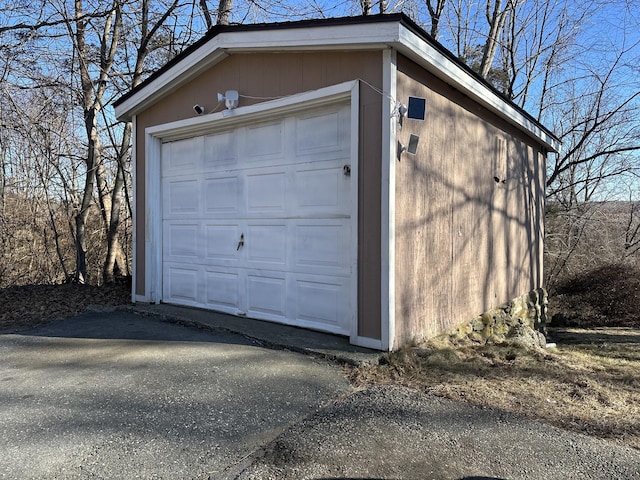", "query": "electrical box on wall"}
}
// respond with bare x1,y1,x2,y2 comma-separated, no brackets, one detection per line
407,97,426,120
